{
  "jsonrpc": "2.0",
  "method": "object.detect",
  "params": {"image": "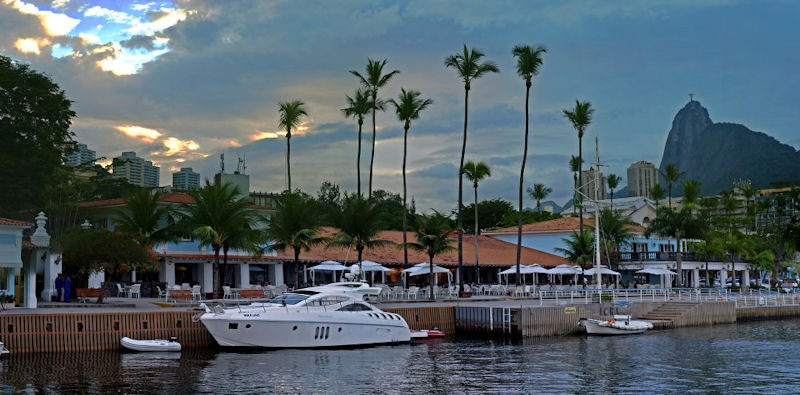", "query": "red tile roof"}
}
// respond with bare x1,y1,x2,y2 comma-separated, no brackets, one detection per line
0,217,33,227
78,192,275,211
486,216,644,234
